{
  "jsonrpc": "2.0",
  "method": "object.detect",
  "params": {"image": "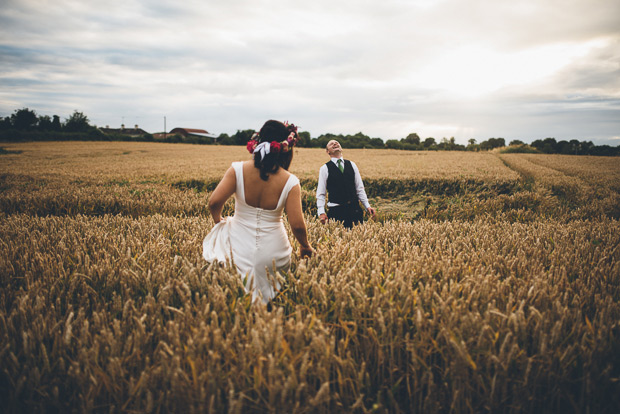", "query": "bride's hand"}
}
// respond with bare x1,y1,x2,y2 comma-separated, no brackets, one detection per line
299,246,313,259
